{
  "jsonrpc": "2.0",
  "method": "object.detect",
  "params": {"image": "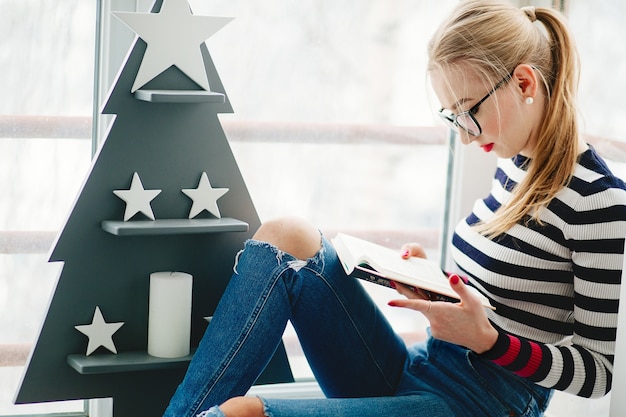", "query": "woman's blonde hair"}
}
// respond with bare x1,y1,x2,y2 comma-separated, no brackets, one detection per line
428,0,580,237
